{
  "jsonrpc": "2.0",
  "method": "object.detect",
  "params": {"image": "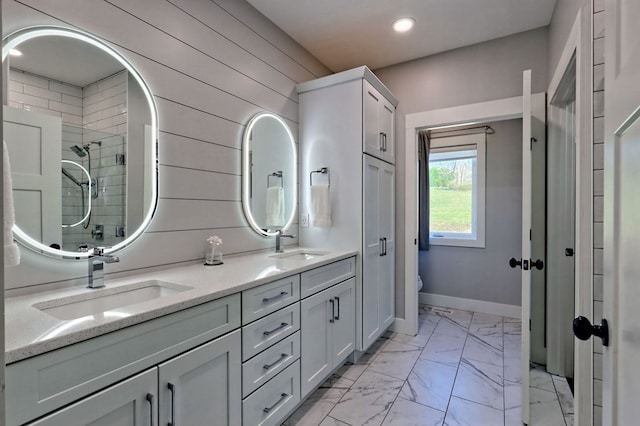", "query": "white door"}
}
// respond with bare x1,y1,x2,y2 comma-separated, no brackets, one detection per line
158,330,241,426
300,287,332,398
3,106,62,247
380,99,395,164
379,162,395,329
363,154,382,349
603,0,640,423
28,368,157,426
363,81,382,159
520,69,533,425
331,278,356,365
